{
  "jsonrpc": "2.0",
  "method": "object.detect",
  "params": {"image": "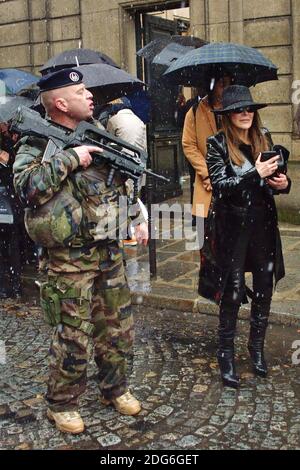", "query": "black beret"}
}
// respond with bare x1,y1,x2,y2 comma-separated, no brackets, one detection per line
37,68,83,92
